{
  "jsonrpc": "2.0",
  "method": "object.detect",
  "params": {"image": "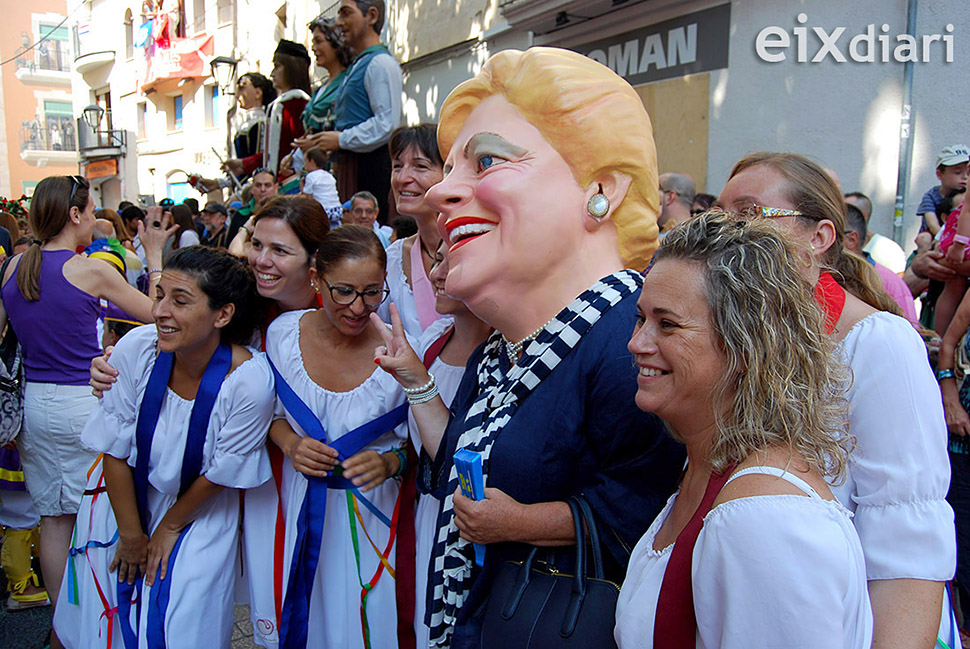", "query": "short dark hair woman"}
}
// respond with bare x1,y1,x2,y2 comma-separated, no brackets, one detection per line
53,246,276,647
